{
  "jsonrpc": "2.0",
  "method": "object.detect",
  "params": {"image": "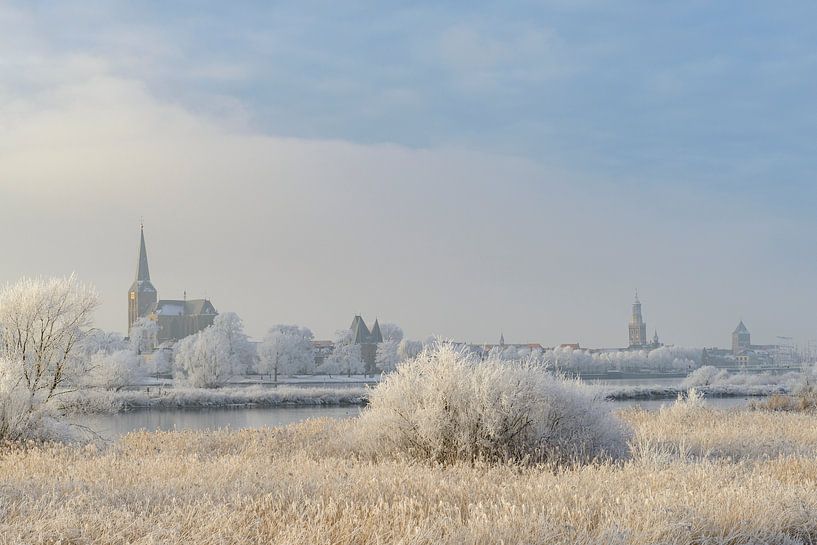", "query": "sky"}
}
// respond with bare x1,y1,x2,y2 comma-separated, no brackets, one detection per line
1,1,817,348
